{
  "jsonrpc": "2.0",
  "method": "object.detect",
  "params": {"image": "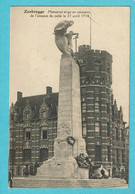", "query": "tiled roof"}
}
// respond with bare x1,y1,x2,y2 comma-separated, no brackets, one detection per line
14,93,58,121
